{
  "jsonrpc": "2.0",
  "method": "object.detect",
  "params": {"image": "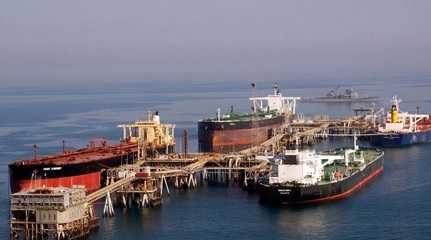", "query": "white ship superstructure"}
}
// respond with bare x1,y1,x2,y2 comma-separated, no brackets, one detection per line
379,96,429,133
249,85,300,115
269,139,364,185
